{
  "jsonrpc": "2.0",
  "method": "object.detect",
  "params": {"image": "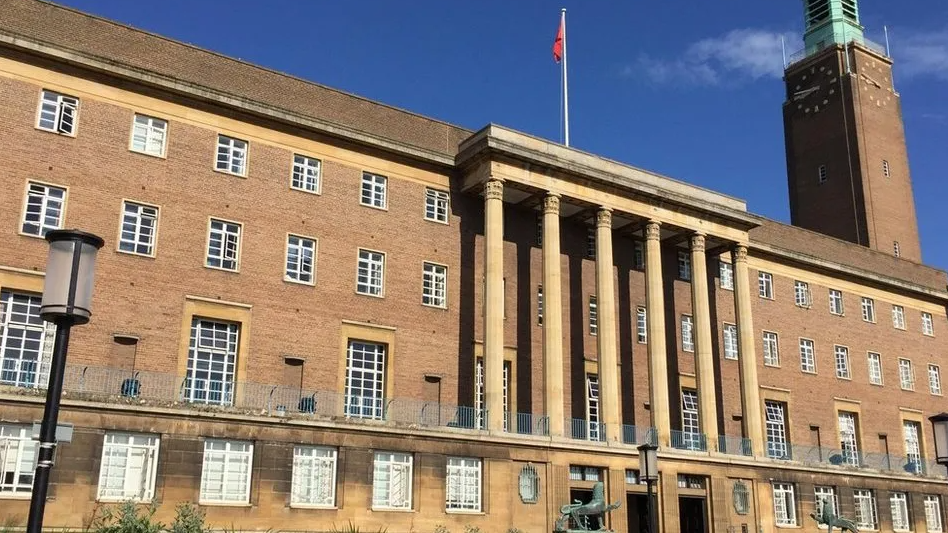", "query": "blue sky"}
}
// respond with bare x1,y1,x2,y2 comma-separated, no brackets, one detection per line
58,0,948,269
